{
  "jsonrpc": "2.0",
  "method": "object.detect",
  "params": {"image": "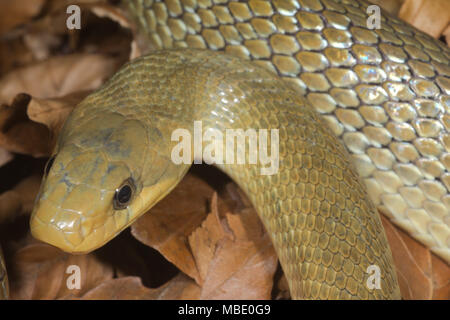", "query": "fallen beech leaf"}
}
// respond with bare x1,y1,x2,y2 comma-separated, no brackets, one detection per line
0,0,46,35
27,90,90,142
0,174,41,223
370,0,404,16
381,215,450,299
9,242,114,299
0,53,118,104
0,37,35,75
0,94,51,156
0,91,90,156
189,194,278,299
23,32,64,61
131,174,215,284
0,148,13,167
399,0,450,38
0,191,21,224
77,274,200,300
89,3,132,30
